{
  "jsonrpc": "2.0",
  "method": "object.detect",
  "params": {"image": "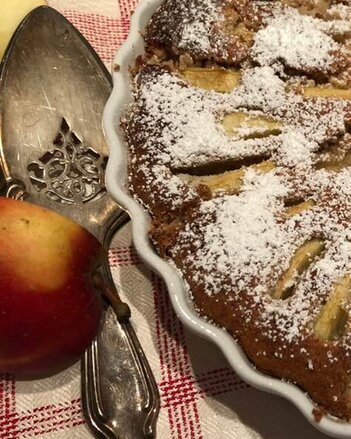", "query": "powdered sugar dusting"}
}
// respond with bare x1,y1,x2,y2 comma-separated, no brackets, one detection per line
124,0,351,419
252,7,338,72
128,59,351,343
192,171,292,292
132,66,346,171
127,0,351,354
328,4,351,20
179,0,219,53
174,165,351,344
